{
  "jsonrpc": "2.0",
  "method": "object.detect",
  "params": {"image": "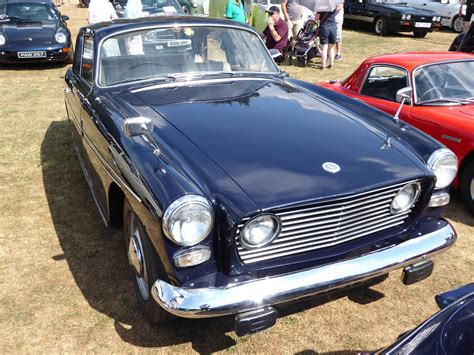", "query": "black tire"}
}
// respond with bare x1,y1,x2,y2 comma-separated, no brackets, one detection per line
460,160,474,215
452,15,464,33
413,31,428,38
374,17,390,36
123,200,171,324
